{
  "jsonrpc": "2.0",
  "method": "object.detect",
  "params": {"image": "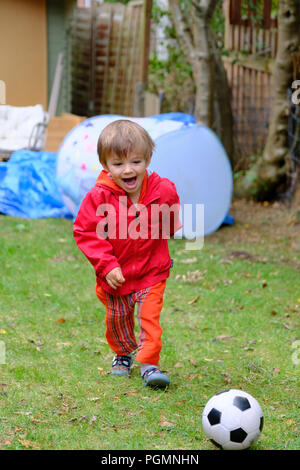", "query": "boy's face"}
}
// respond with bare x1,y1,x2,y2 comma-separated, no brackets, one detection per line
103,152,150,200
